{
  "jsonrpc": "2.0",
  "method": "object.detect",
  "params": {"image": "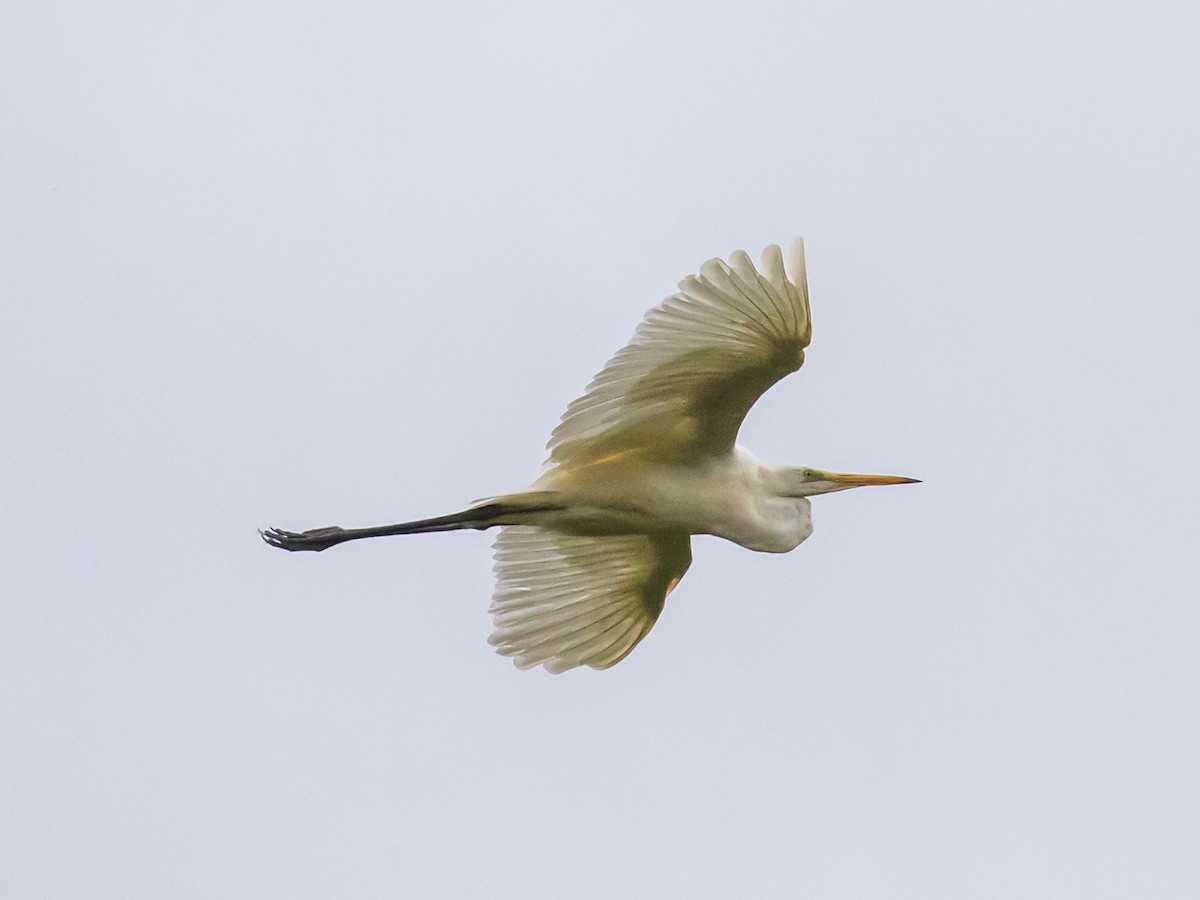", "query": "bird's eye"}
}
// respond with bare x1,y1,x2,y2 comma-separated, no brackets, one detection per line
804,469,819,481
